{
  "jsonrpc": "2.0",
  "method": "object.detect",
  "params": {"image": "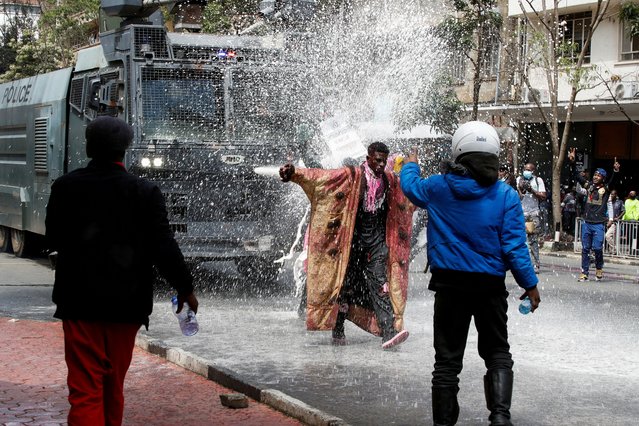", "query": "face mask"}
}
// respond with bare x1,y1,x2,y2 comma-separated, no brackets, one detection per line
523,170,533,180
